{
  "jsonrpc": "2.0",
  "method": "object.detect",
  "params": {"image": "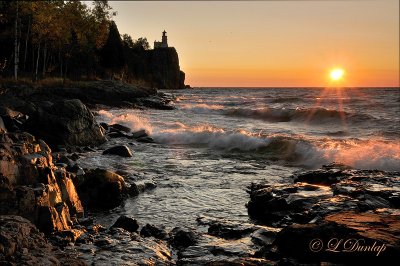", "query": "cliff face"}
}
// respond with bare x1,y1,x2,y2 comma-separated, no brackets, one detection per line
125,47,186,90
146,48,185,90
